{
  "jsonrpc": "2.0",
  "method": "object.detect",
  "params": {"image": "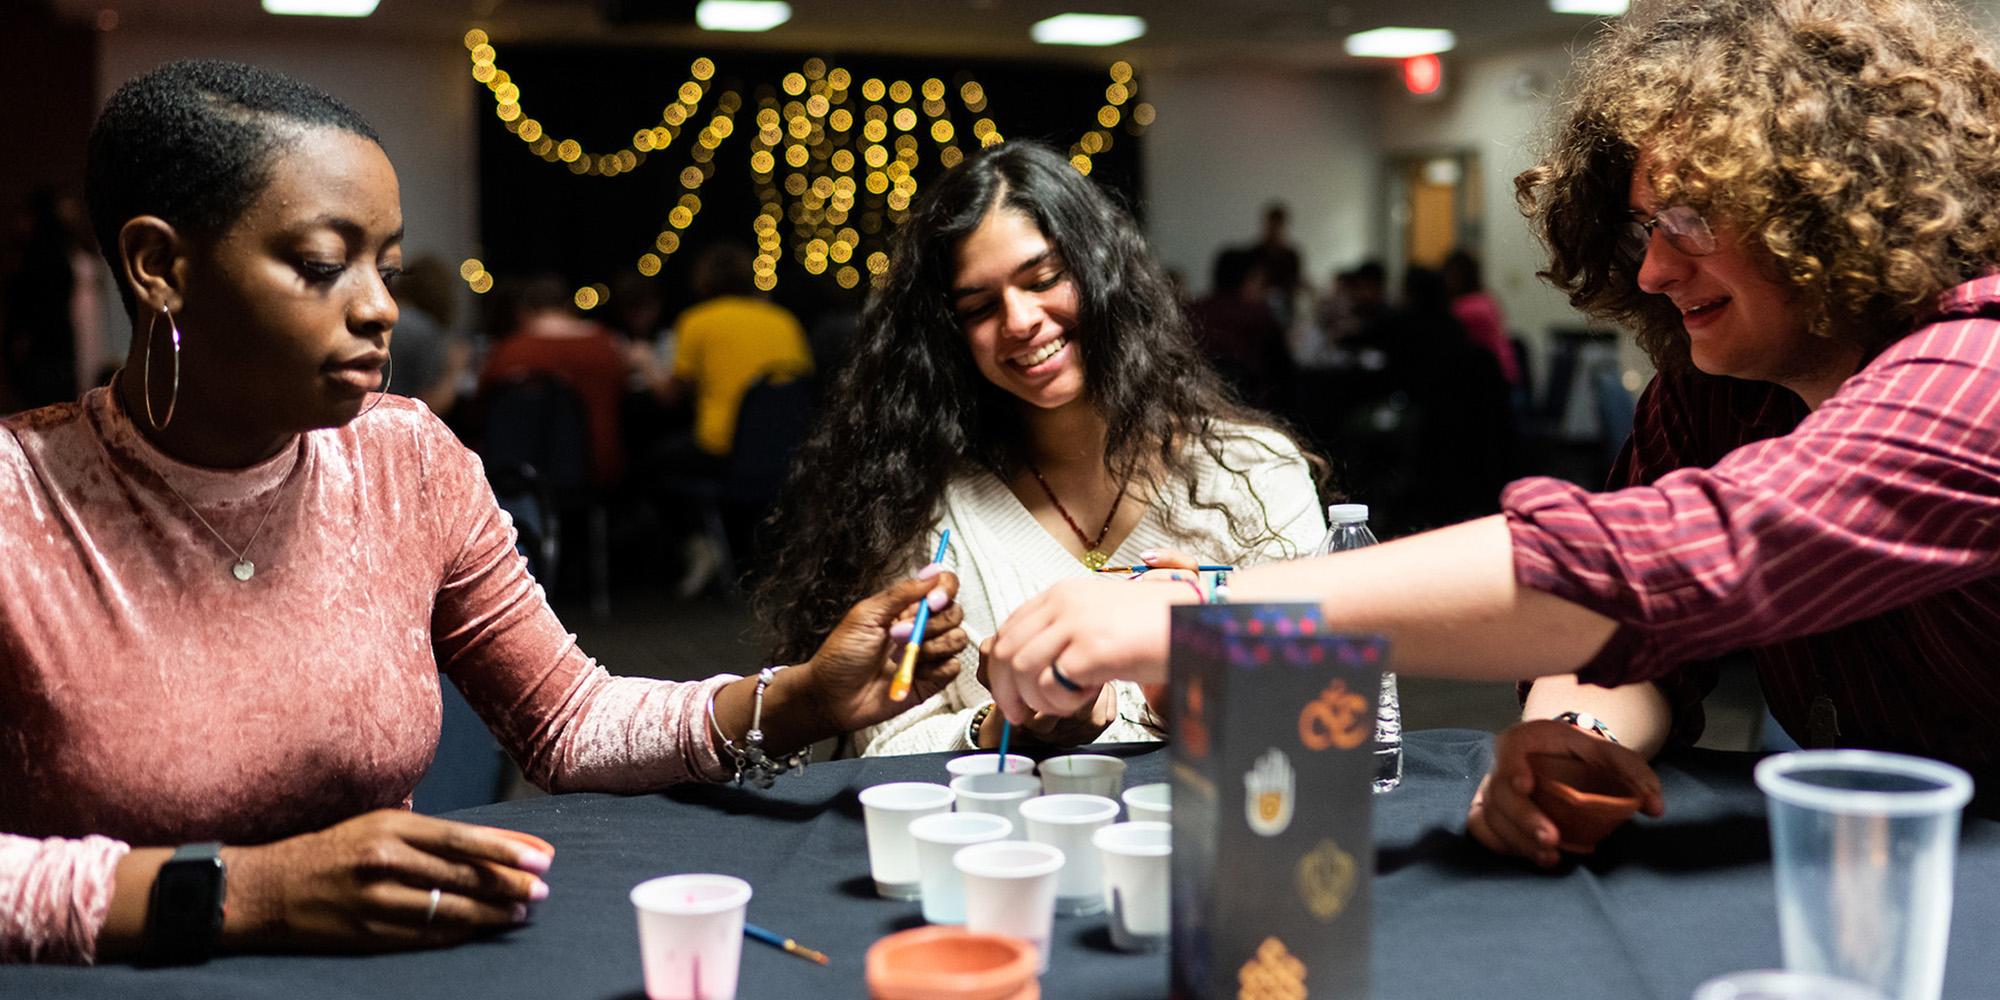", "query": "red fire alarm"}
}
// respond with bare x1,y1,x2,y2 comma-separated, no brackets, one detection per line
1403,53,1443,96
